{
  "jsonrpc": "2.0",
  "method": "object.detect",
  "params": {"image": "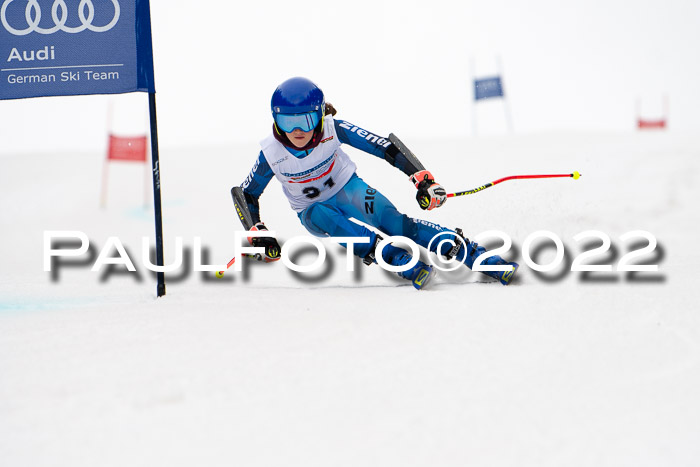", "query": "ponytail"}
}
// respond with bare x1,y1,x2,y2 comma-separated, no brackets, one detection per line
324,103,337,116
